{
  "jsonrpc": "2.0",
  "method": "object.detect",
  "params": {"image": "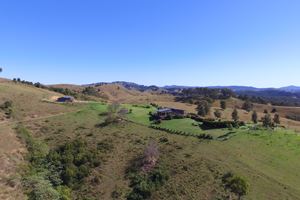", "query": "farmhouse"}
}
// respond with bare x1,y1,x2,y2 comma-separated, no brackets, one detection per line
157,107,185,119
56,96,74,103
